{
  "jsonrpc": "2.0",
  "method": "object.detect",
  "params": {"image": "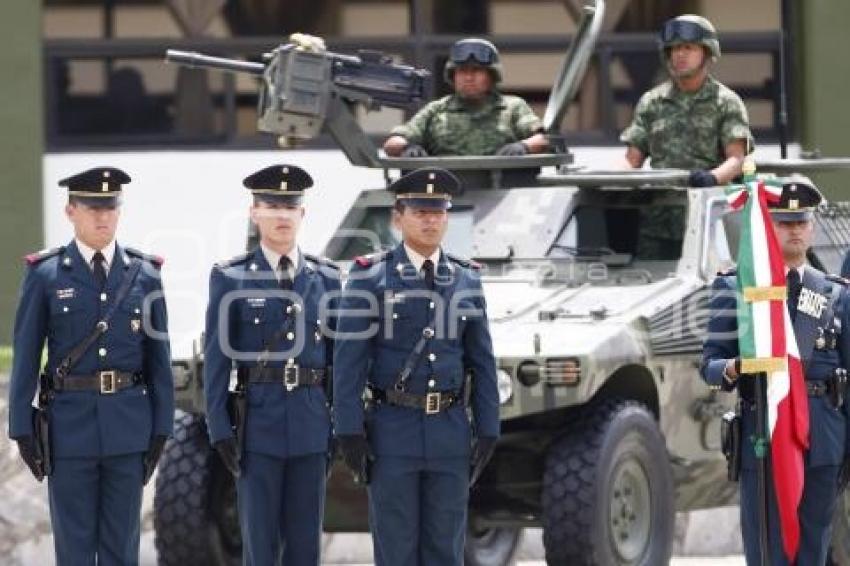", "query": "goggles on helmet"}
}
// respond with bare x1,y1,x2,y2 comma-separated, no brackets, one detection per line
449,41,496,65
659,20,715,44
